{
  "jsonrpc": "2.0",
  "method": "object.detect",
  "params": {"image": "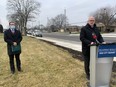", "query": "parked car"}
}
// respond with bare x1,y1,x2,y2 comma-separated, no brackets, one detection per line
33,30,43,37
27,30,32,35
